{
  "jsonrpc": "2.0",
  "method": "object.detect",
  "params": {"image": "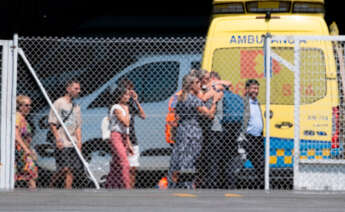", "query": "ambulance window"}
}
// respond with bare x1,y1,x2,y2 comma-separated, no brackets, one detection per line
211,48,326,105
118,62,180,103
274,48,326,105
